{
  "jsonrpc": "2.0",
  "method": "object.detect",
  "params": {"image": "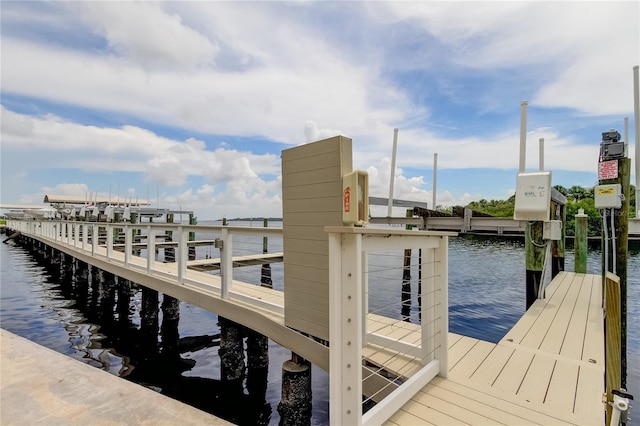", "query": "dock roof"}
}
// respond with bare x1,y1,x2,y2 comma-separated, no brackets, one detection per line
43,194,151,206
